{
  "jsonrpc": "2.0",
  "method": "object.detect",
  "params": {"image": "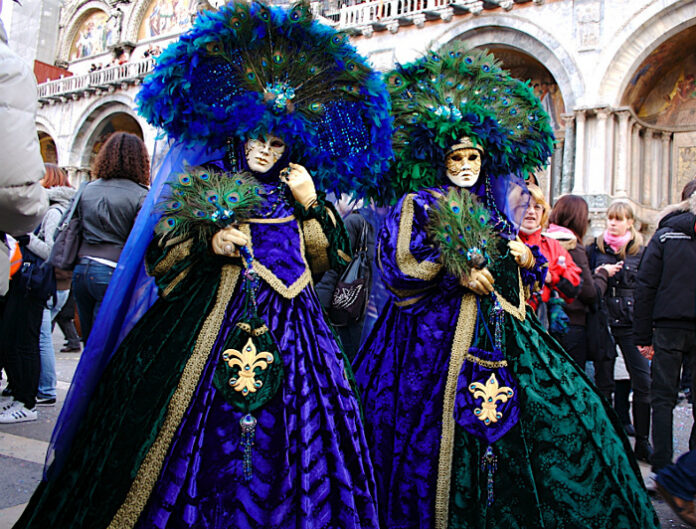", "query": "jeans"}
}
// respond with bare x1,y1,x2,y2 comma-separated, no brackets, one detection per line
656,449,696,501
72,259,115,343
37,289,69,400
651,327,696,471
595,331,651,405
